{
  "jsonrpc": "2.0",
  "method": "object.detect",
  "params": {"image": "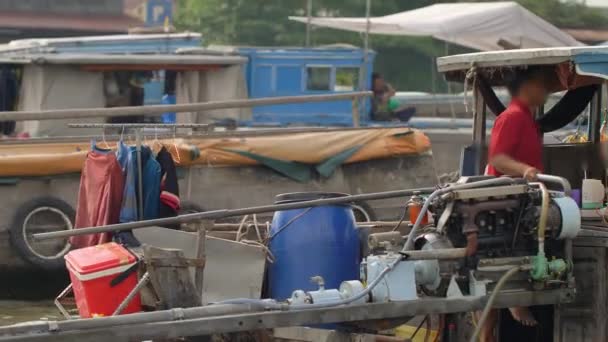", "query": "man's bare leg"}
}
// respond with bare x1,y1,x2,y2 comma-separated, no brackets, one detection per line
508,307,537,327
475,309,497,342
